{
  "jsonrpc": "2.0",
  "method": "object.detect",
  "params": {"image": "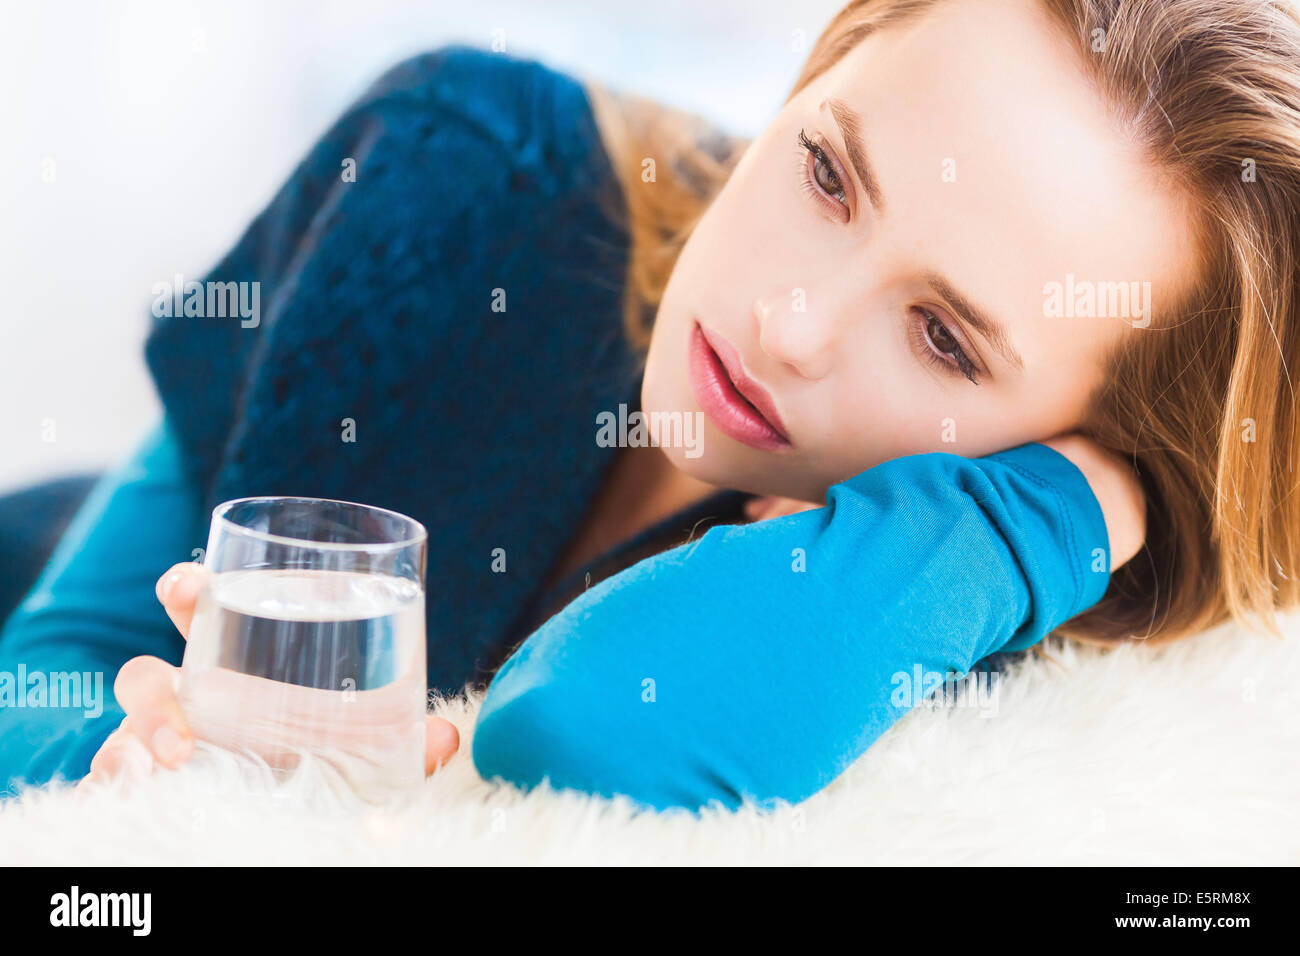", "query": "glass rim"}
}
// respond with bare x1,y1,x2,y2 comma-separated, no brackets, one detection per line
211,495,428,553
